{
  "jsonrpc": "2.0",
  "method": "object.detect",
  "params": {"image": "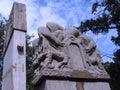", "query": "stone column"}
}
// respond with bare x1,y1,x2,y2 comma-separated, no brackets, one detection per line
2,2,26,90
